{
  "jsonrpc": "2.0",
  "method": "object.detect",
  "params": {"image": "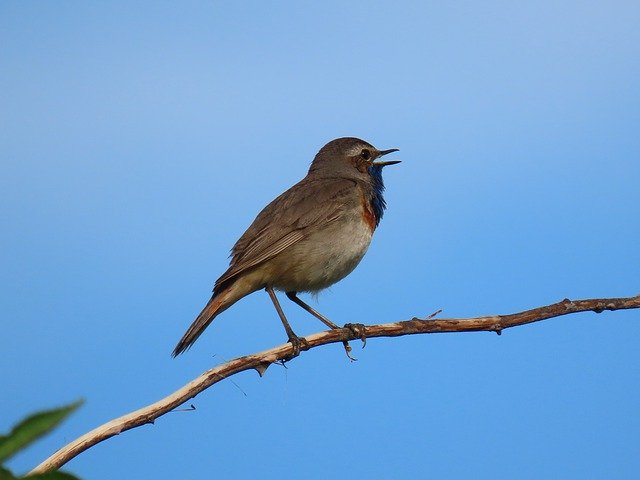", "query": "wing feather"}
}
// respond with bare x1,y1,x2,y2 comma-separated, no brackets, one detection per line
214,177,357,291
